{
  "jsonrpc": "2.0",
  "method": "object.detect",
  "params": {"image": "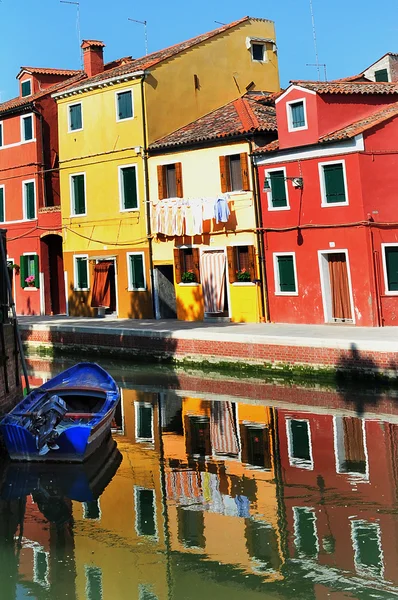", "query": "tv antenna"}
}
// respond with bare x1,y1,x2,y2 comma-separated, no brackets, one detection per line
214,21,226,26
128,18,148,56
309,0,321,80
306,62,327,81
60,0,82,67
